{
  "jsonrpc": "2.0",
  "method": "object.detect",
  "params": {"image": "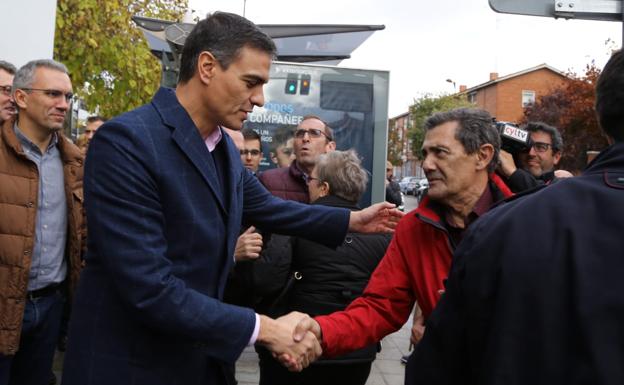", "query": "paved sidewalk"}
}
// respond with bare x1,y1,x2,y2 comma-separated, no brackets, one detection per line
235,316,413,385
